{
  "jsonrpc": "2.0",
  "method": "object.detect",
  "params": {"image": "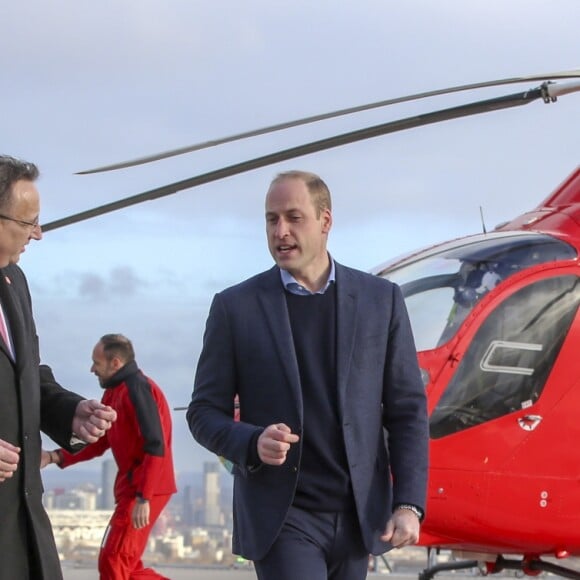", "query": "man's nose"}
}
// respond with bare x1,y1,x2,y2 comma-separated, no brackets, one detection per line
30,224,42,241
275,219,289,238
